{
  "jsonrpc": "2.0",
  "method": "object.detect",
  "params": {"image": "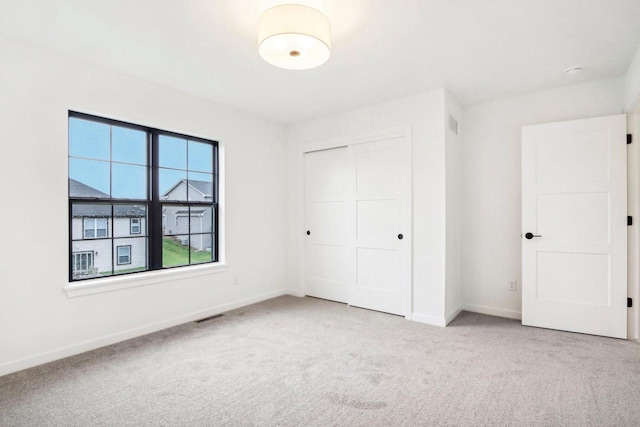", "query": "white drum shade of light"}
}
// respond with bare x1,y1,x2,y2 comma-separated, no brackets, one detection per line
258,4,331,70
